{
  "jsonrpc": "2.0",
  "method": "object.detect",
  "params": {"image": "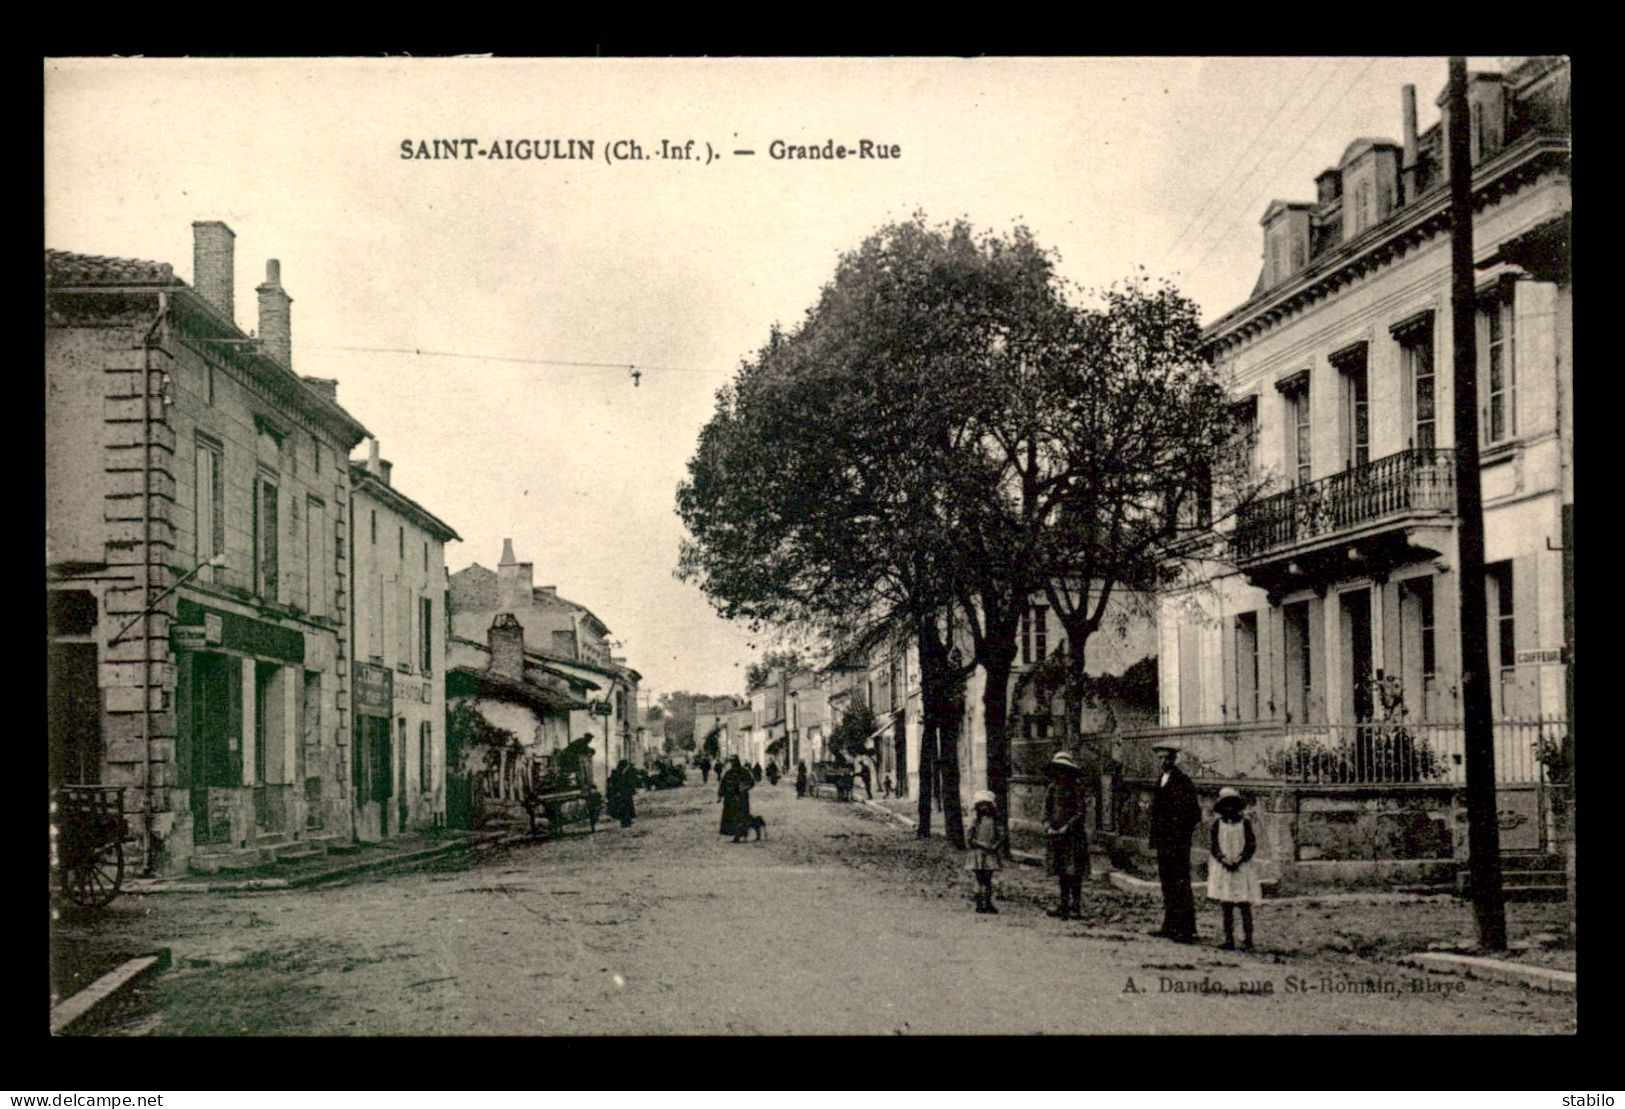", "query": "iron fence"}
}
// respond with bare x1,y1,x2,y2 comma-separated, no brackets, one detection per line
1118,717,1565,786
